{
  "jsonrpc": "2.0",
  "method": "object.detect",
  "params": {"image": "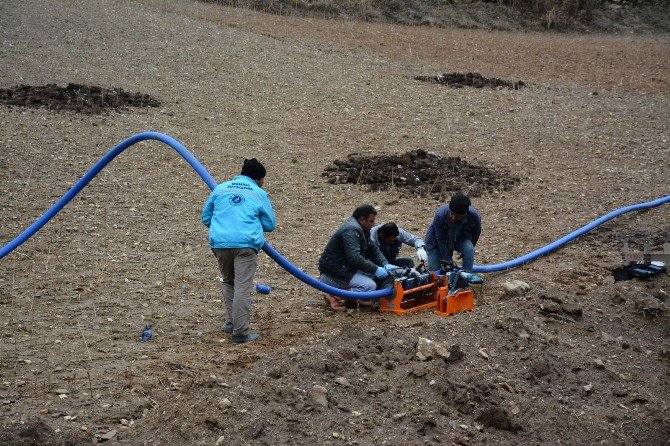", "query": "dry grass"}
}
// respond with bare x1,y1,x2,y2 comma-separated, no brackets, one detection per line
201,0,670,31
